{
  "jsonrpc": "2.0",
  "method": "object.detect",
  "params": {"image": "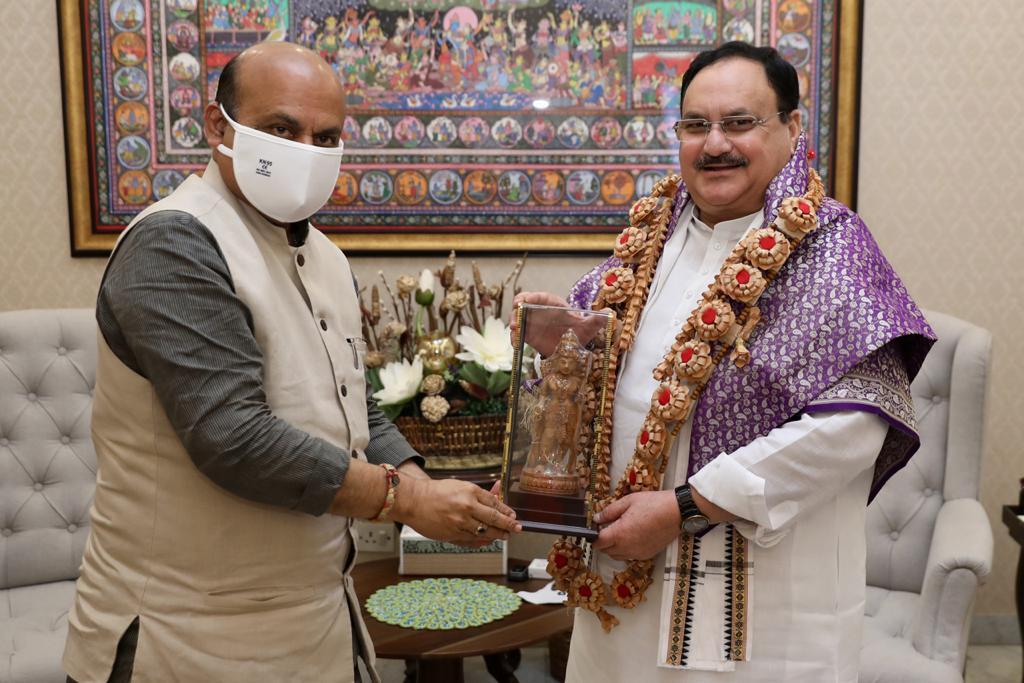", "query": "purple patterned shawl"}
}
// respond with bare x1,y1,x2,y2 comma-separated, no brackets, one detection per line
568,135,936,502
